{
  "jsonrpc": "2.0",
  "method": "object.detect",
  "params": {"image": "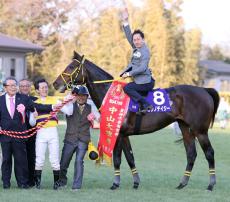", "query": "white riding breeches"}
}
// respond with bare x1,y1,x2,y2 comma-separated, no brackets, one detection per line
35,127,60,170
